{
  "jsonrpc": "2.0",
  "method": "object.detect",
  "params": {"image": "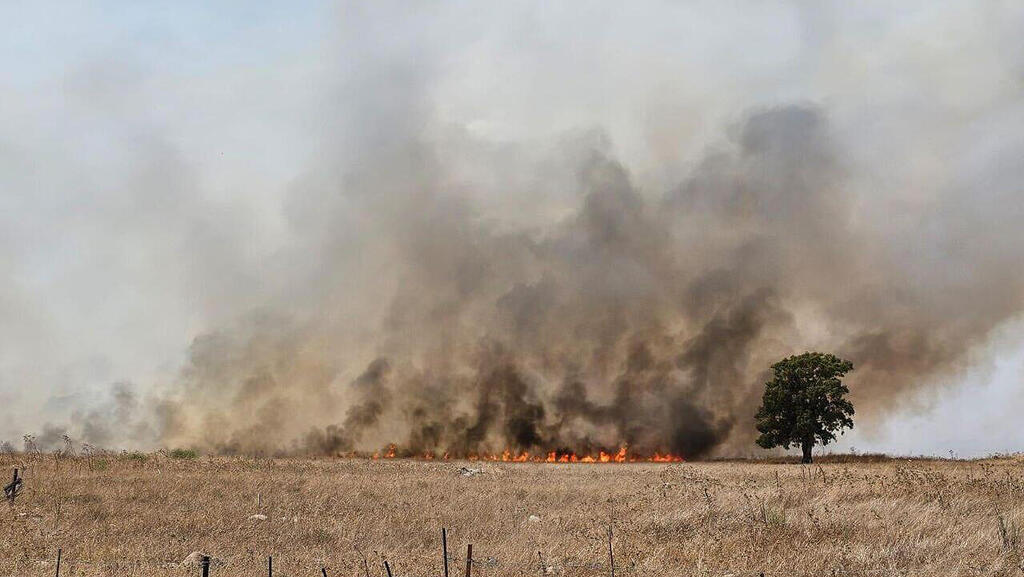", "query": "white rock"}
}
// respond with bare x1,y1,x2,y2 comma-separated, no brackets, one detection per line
248,514,268,521
181,552,225,568
528,514,541,523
